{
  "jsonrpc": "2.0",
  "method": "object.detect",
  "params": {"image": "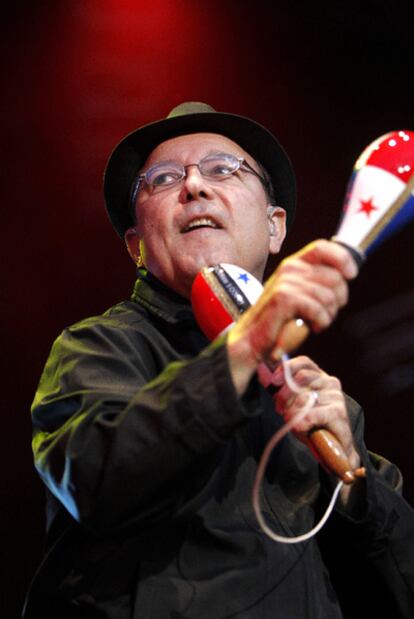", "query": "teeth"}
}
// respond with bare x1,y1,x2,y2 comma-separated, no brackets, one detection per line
184,218,218,232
